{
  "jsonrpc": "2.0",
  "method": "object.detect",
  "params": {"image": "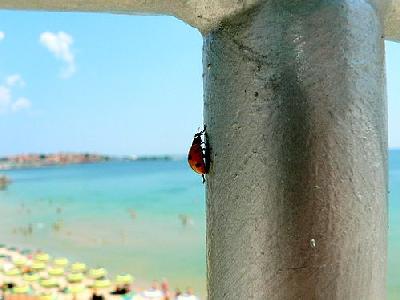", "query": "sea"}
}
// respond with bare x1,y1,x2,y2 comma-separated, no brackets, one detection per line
0,150,399,299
